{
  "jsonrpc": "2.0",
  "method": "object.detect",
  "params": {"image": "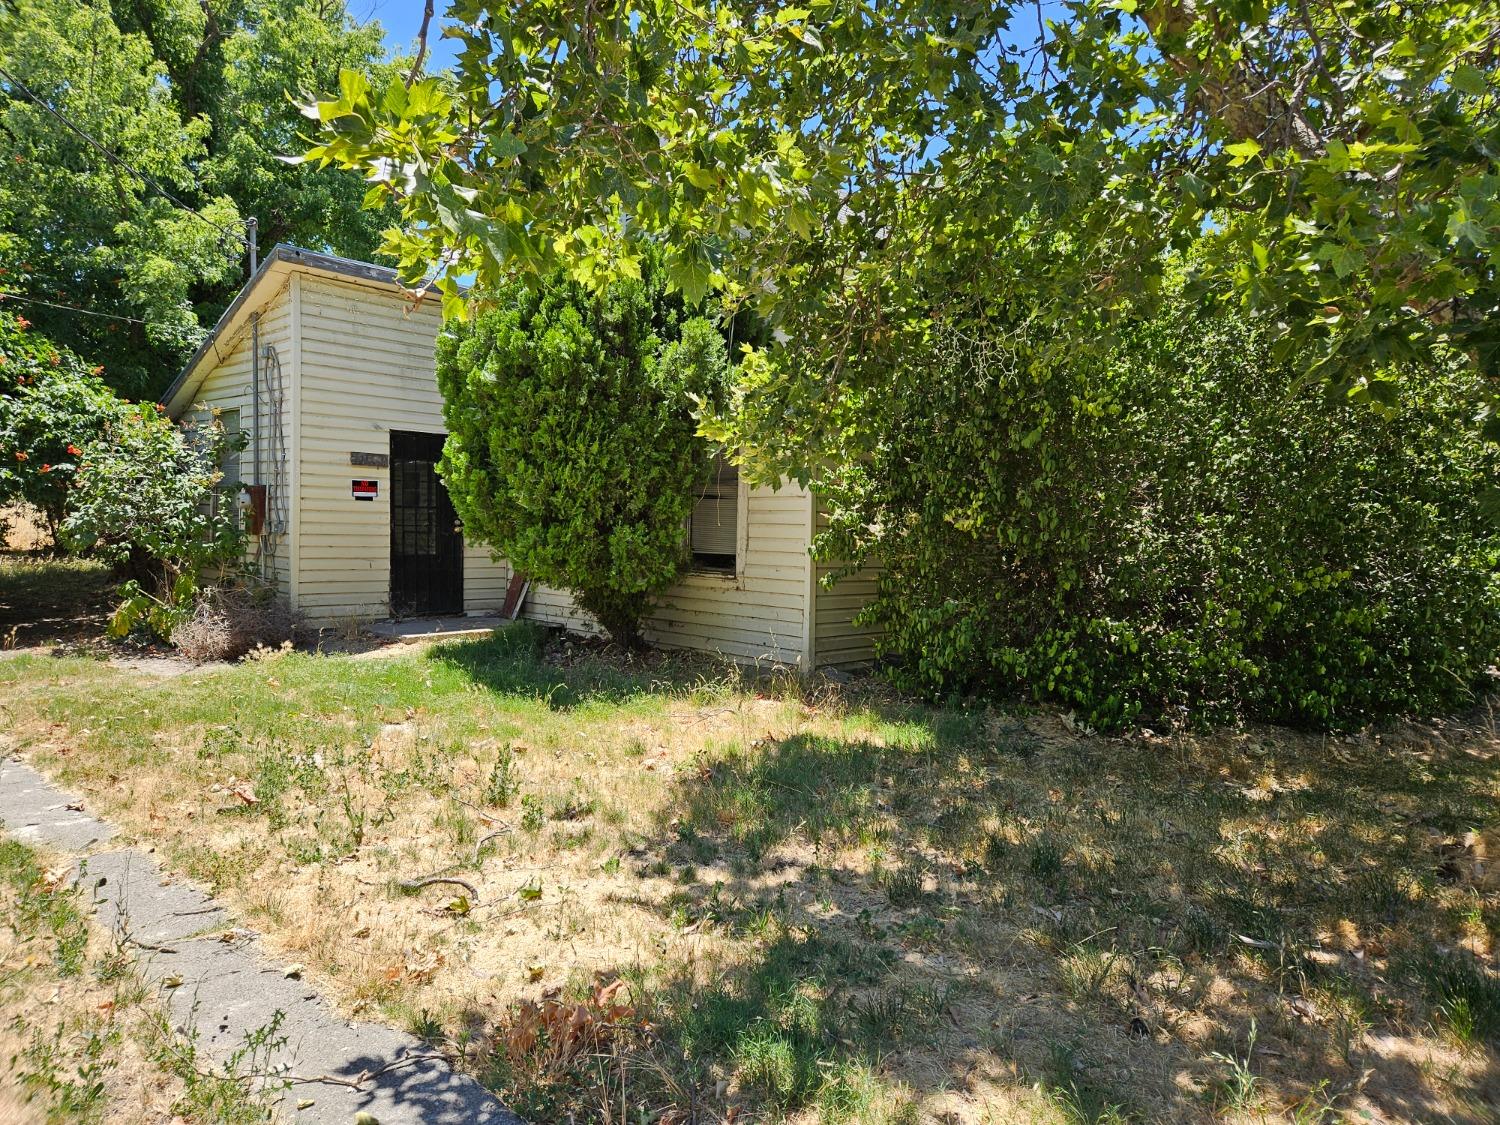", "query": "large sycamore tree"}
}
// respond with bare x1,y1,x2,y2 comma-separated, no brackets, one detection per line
306,0,1500,478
